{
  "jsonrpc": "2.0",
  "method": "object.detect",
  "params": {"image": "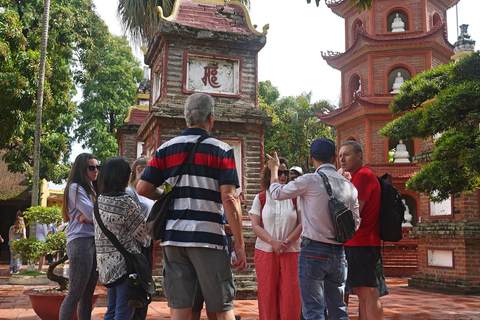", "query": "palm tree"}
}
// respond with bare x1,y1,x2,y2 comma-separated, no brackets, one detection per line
30,0,51,240
118,0,251,46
